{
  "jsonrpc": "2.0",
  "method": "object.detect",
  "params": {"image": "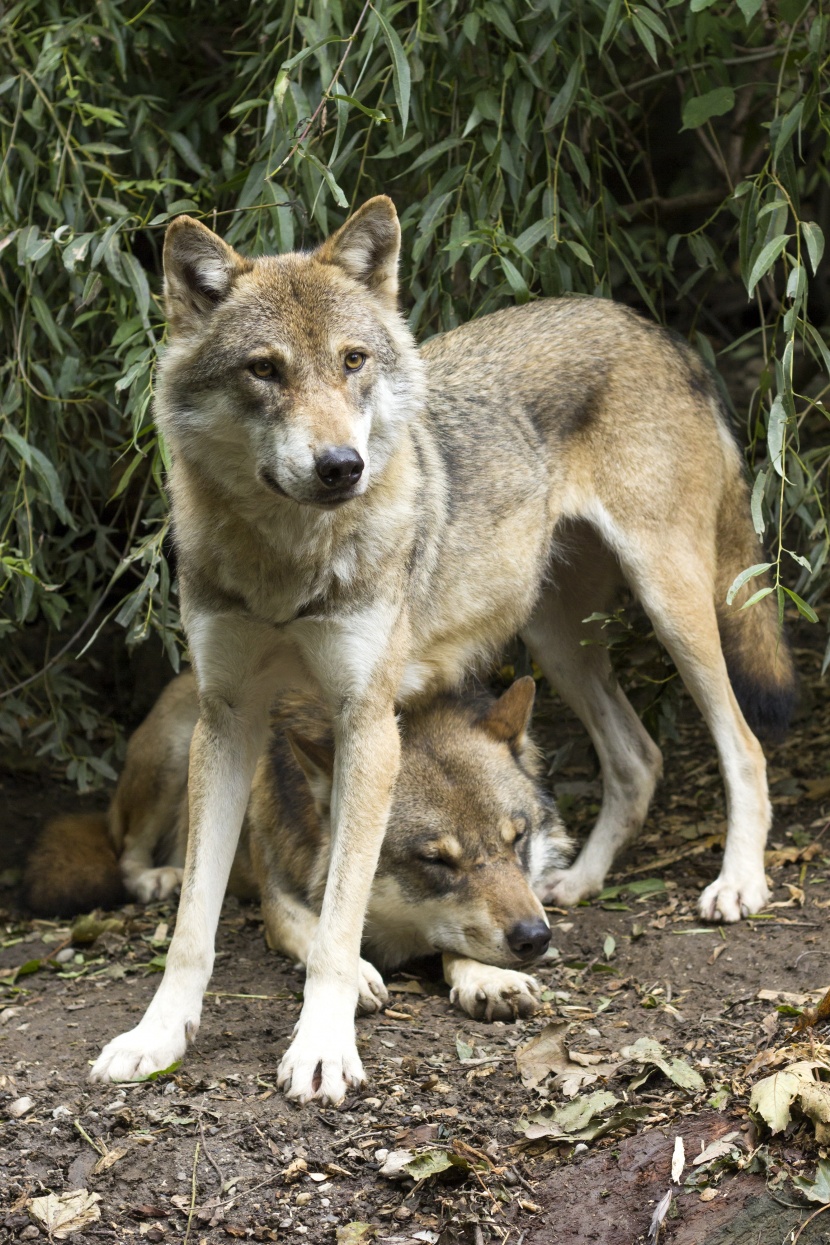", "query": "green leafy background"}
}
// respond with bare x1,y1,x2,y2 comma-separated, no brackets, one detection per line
1,0,828,786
